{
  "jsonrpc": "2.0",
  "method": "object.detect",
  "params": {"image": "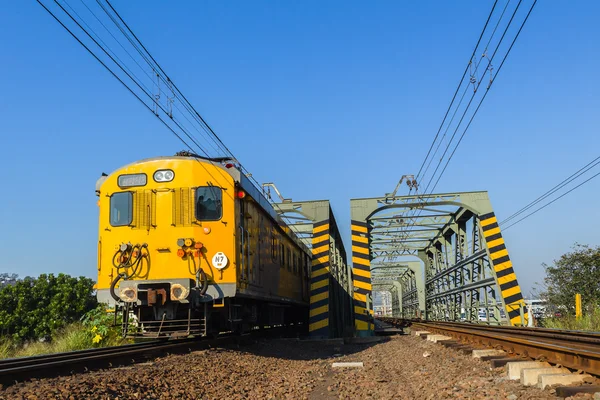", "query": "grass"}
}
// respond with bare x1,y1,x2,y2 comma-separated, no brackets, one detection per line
0,323,130,359
542,307,600,332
